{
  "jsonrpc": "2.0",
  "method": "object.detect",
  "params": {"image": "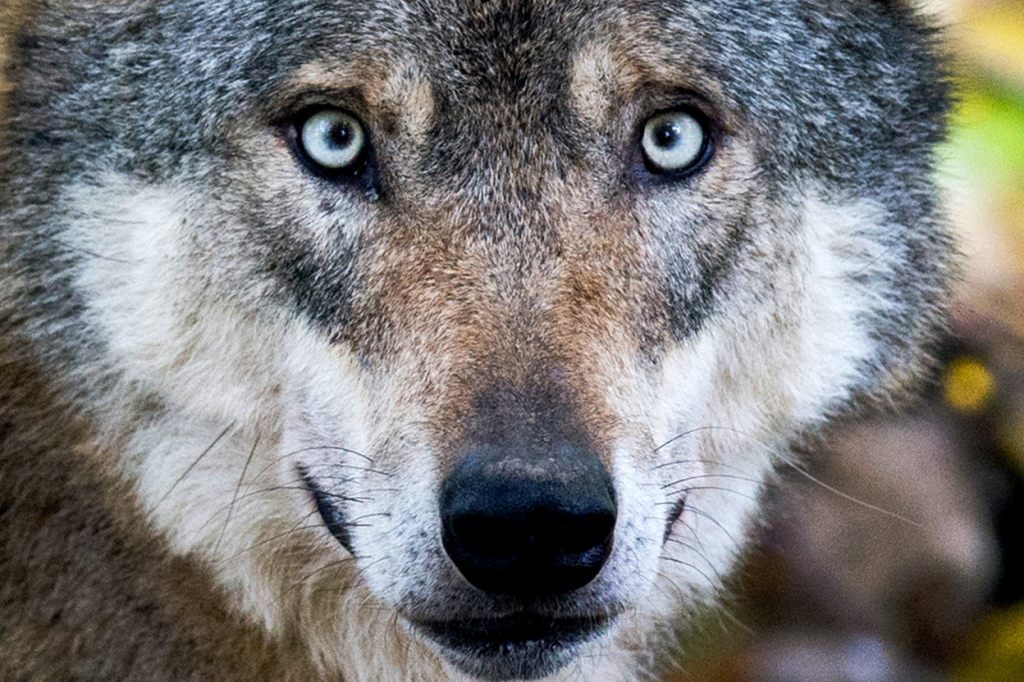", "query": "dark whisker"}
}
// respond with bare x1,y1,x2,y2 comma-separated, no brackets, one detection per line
307,463,395,479
248,444,376,482
217,510,322,563
677,504,741,547
664,537,729,587
151,422,235,512
348,512,391,524
652,426,718,453
668,485,760,503
214,433,261,552
651,457,722,471
660,472,761,490
659,555,722,593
